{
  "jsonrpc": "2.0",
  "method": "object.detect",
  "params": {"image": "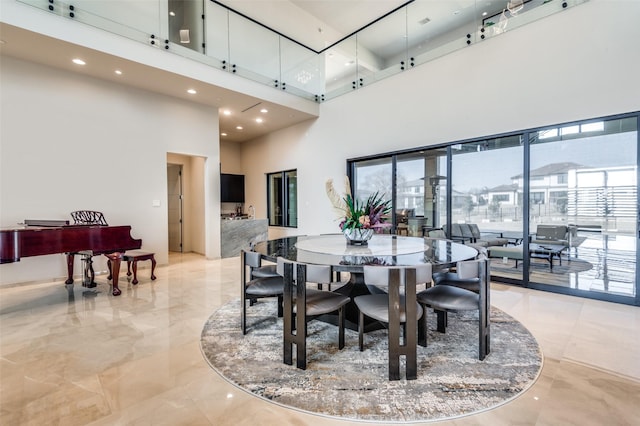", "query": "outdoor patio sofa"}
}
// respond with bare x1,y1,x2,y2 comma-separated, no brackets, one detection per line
446,223,509,248
530,224,569,248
